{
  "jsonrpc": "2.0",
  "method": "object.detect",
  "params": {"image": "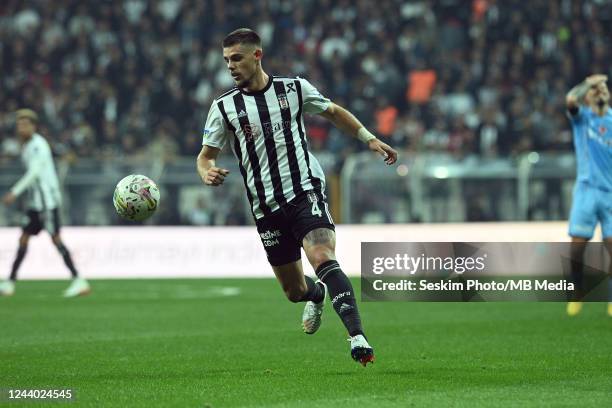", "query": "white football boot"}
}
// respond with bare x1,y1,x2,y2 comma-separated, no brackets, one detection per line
63,278,91,298
0,280,15,296
302,280,327,334
349,334,375,366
